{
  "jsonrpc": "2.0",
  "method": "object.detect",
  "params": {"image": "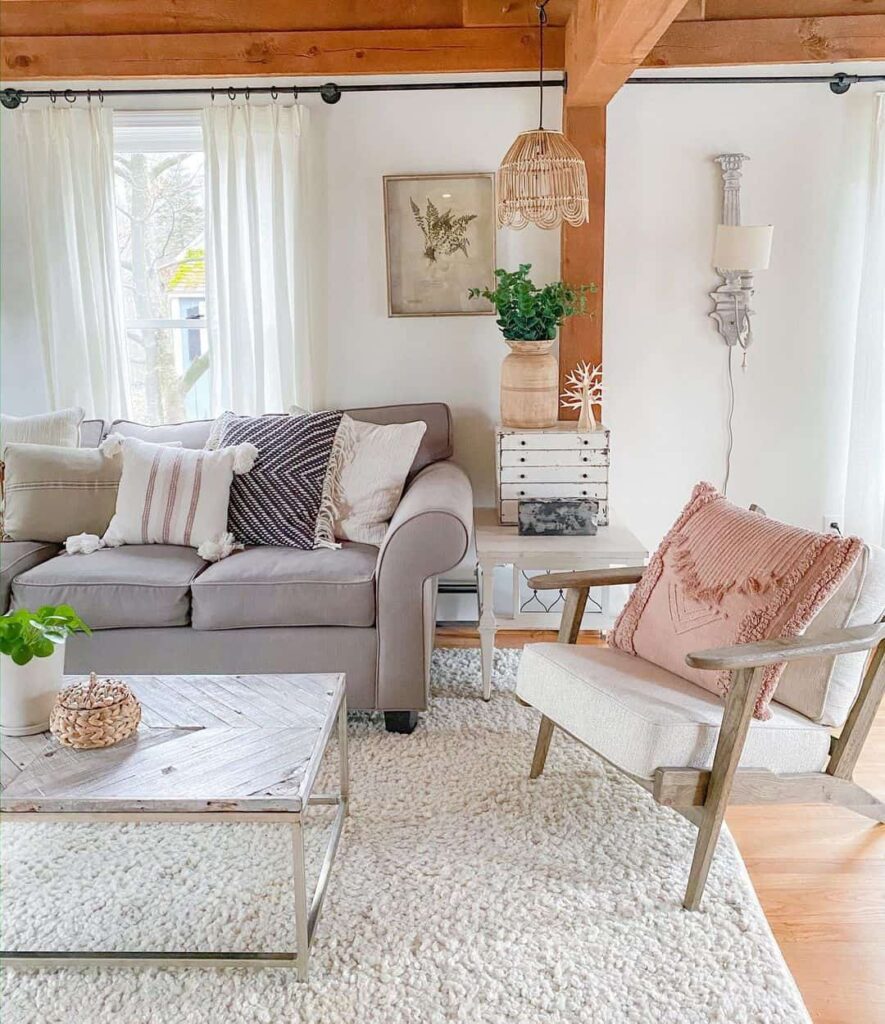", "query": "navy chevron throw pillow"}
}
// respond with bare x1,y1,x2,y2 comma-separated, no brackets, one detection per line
218,411,344,549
